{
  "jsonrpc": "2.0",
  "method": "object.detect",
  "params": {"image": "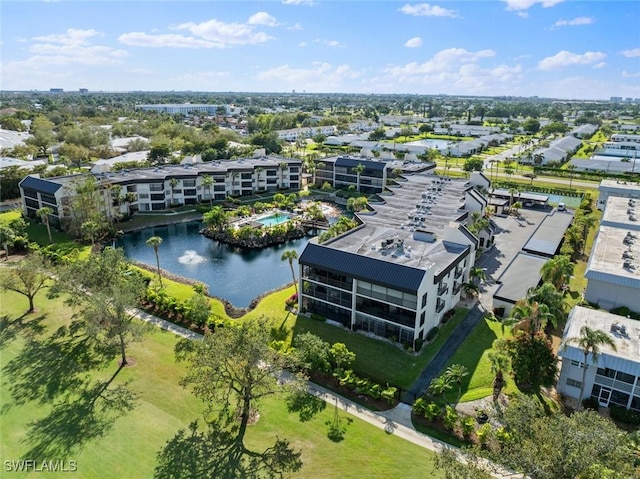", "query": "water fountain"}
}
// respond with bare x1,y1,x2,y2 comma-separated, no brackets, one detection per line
178,250,207,265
